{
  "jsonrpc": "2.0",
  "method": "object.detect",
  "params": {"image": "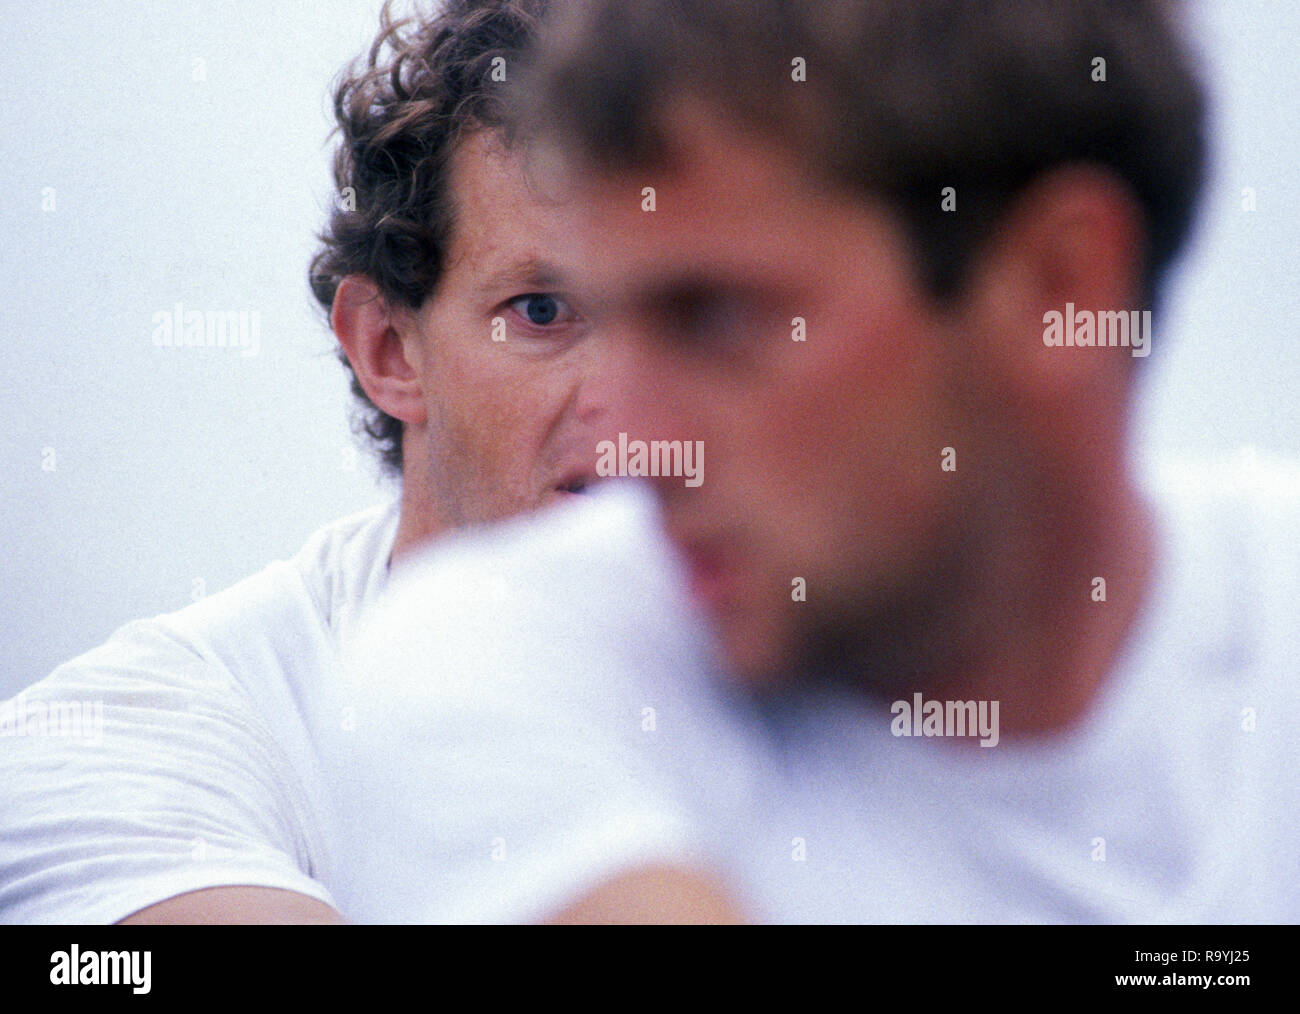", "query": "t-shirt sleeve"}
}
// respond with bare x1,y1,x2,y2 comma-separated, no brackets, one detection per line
0,620,338,924
318,492,715,924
